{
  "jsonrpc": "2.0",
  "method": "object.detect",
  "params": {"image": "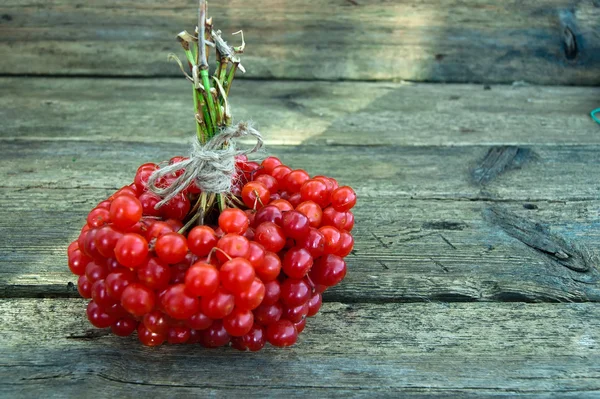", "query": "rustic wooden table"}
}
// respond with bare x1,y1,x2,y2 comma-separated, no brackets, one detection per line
1,0,600,397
